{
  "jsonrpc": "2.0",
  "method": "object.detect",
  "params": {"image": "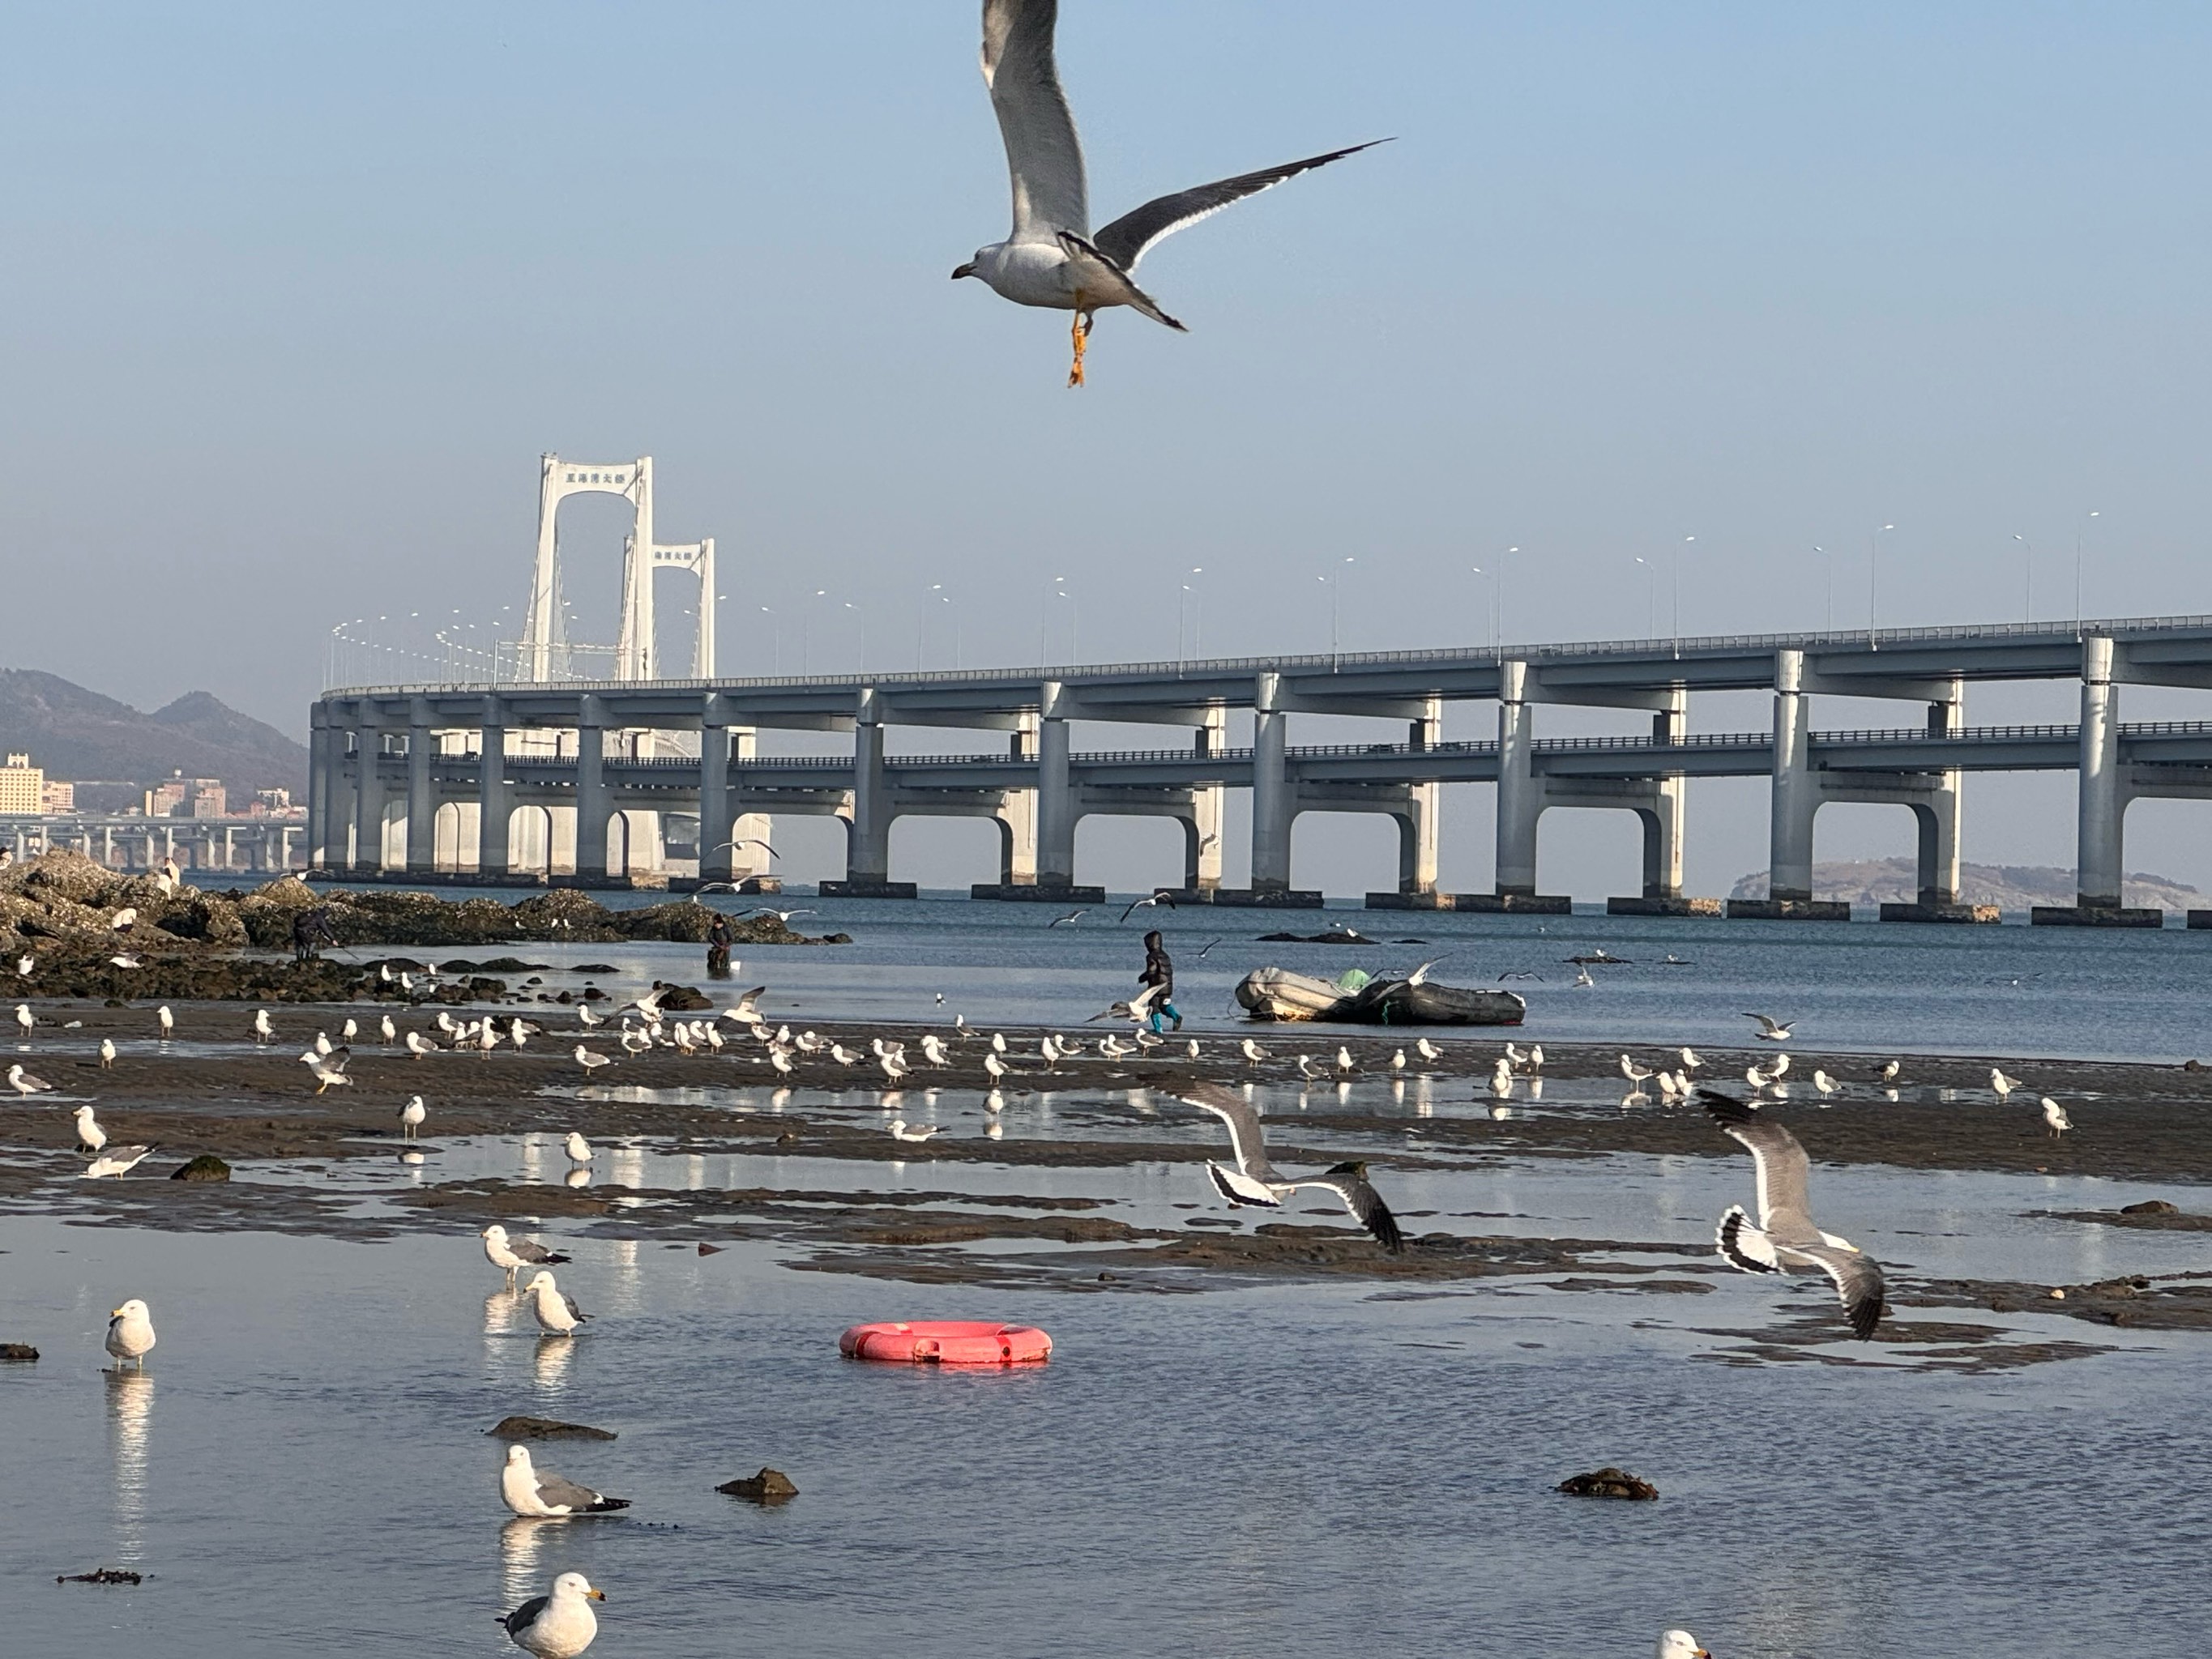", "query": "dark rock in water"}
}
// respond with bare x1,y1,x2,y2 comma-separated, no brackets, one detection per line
2185,1059,2204,1073
648,980,713,1012
1258,930,1373,945
1557,1466,1659,1500
58,1567,142,1585
572,963,617,975
2122,1200,2180,1215
169,1155,231,1182
718,1467,798,1504
697,1242,724,1256
1,1342,38,1362
821,932,853,945
487,1415,617,1441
